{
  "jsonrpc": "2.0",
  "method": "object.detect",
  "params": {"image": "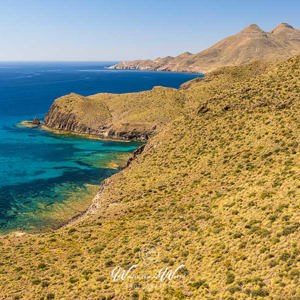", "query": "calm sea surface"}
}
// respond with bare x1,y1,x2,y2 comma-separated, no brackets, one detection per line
0,62,201,232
